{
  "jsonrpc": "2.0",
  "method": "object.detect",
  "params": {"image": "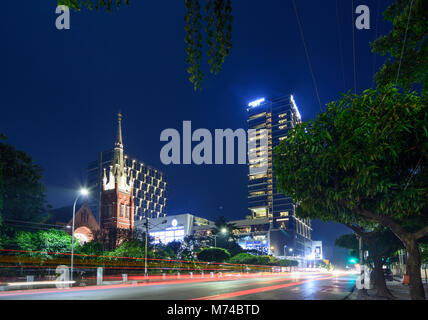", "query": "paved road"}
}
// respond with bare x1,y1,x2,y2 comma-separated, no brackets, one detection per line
0,272,356,300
